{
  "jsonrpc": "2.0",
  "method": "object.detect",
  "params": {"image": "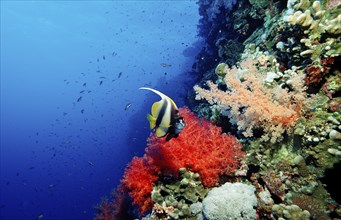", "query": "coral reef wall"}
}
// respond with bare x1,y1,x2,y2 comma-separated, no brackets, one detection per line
96,0,340,219
191,0,341,219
